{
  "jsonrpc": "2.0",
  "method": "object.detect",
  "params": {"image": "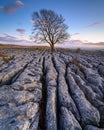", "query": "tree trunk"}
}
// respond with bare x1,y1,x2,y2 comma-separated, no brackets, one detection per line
50,44,55,52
